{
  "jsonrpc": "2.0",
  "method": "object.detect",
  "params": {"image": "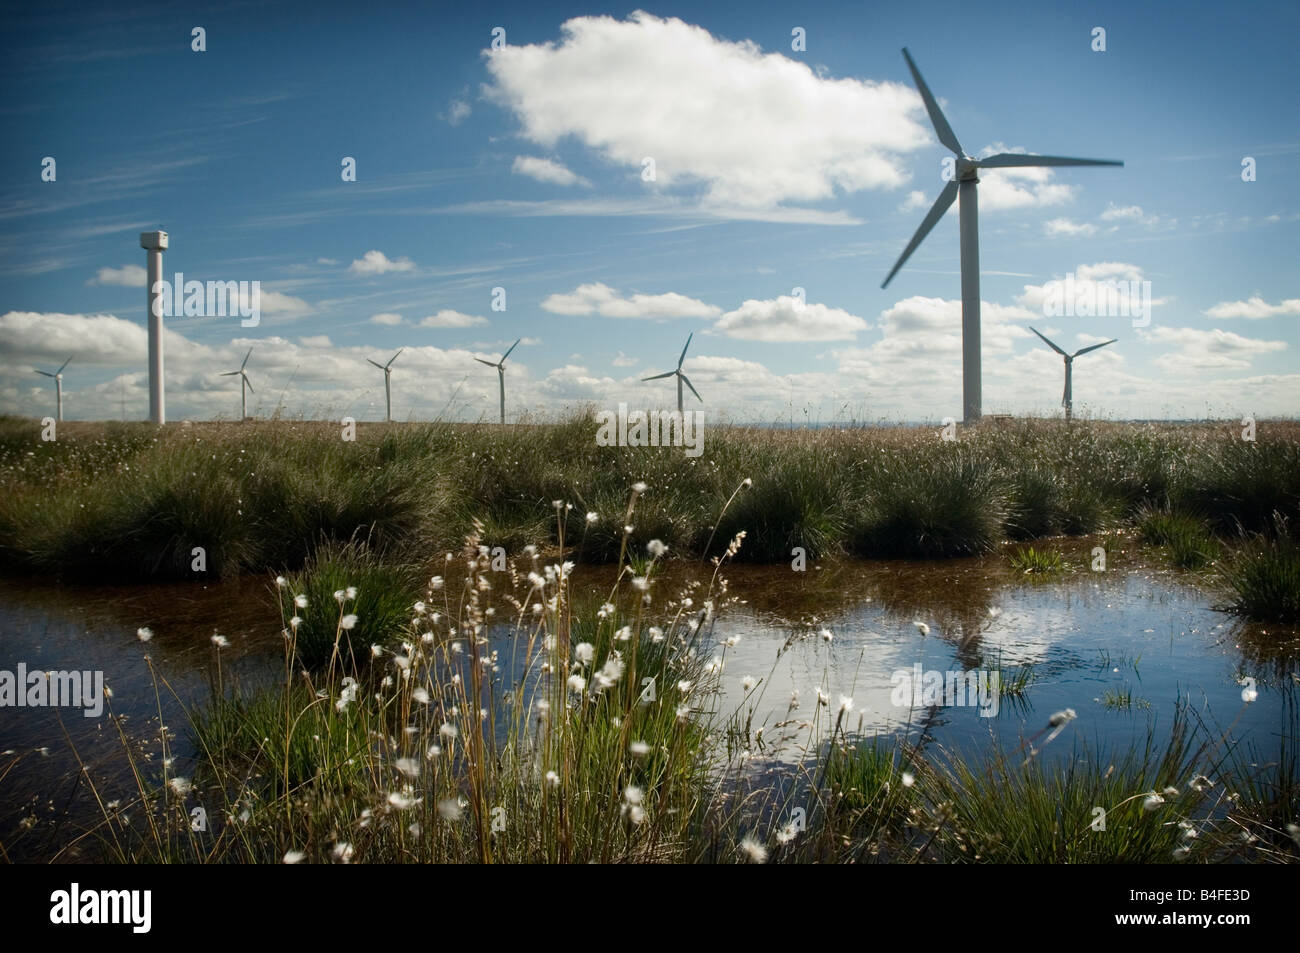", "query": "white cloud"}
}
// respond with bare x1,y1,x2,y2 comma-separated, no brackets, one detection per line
1100,203,1144,221
444,97,471,126
420,310,488,328
299,335,332,348
1044,217,1097,237
1145,326,1286,371
512,155,590,187
369,312,404,326
1204,296,1300,320
714,296,869,342
483,11,929,210
258,290,312,315
89,264,147,286
541,282,720,320
612,350,637,367
899,190,928,212
349,250,415,276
